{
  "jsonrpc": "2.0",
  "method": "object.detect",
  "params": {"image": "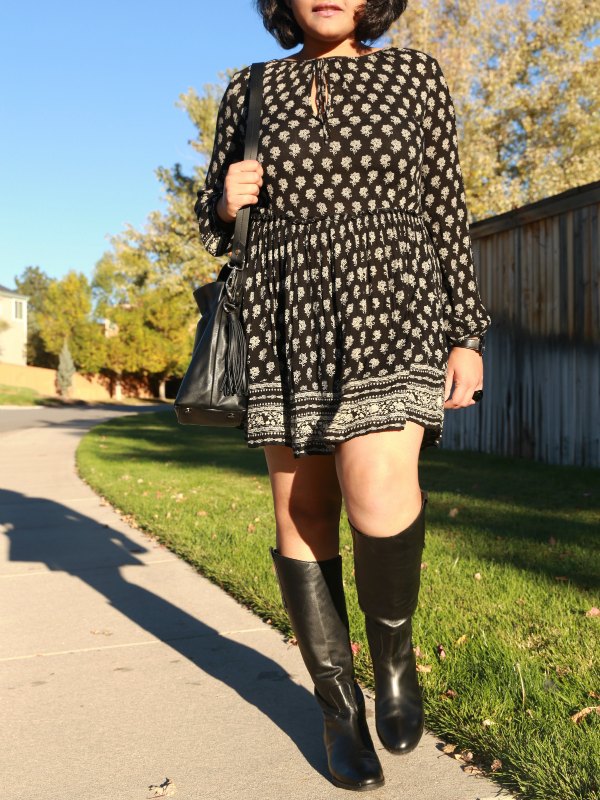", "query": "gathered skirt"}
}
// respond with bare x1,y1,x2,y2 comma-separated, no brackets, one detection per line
239,207,448,458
